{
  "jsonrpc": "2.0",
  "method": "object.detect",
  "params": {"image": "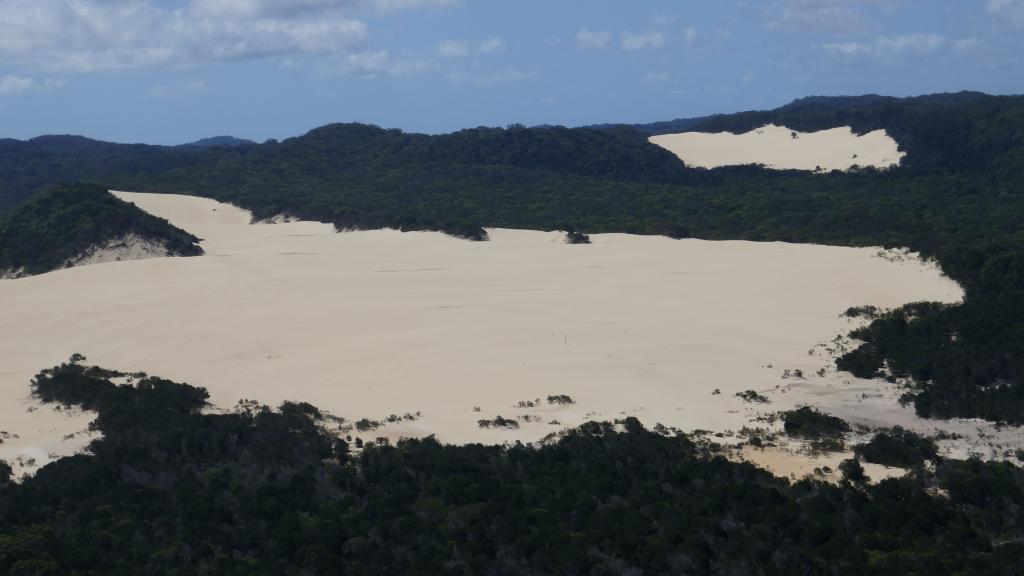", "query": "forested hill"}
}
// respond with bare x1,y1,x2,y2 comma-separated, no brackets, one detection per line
626,92,990,135
616,91,1020,172
0,93,1023,422
299,123,689,182
588,114,716,135
181,135,256,148
0,136,223,213
615,95,929,135
2,361,1023,574
0,122,699,239
0,184,202,277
